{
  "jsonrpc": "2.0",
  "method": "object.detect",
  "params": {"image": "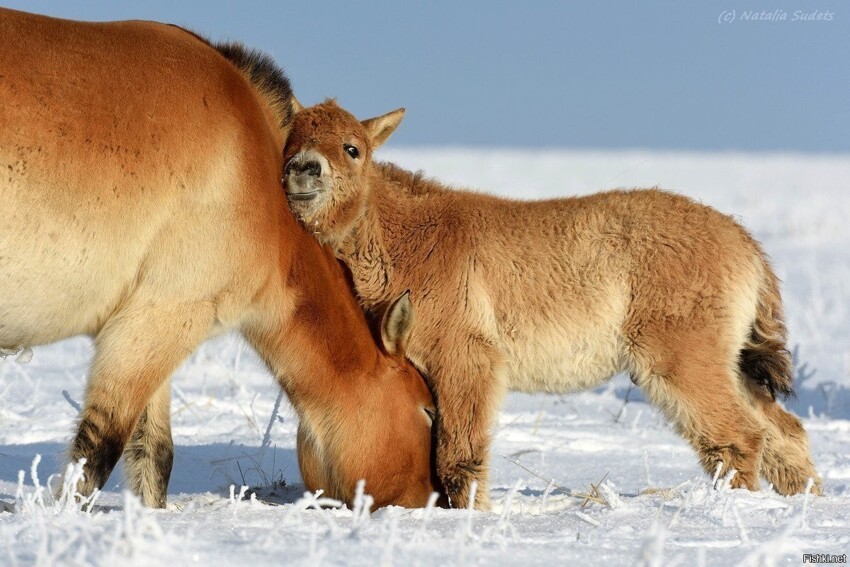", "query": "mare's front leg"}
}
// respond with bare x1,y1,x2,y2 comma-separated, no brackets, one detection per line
296,423,328,497
432,334,505,511
69,300,212,503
